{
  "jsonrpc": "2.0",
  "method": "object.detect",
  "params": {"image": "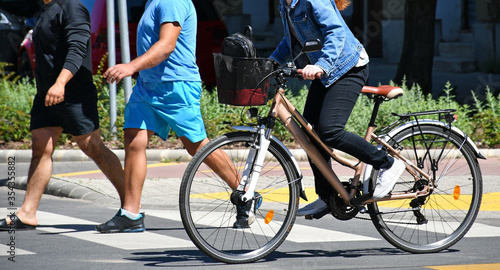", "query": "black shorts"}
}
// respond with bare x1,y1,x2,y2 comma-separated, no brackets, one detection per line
30,95,100,136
